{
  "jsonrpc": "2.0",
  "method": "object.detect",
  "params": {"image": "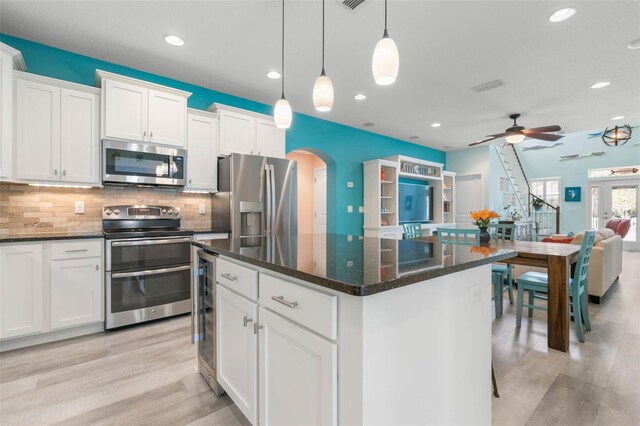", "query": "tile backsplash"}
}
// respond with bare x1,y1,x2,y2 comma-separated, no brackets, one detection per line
0,183,213,238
